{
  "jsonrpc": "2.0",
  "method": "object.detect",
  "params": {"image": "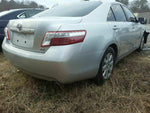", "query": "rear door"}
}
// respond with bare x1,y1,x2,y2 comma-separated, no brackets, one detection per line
108,4,132,57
